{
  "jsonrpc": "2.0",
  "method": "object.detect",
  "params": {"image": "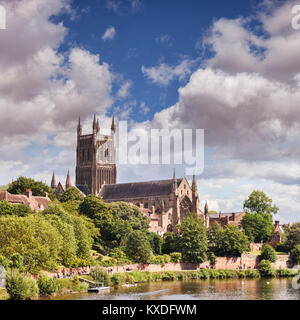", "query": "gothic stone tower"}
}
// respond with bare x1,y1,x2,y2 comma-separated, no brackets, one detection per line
76,115,116,195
